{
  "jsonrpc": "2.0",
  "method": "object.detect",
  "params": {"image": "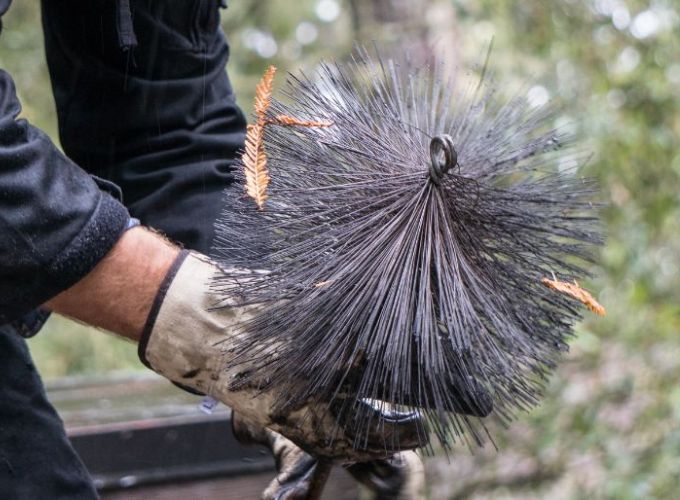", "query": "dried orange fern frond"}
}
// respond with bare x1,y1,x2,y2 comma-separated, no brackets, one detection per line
268,114,334,128
254,66,277,121
243,124,269,209
242,66,276,209
541,277,606,316
242,66,334,209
